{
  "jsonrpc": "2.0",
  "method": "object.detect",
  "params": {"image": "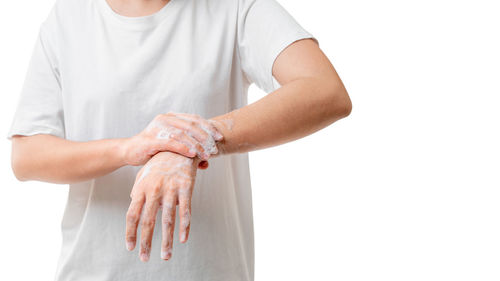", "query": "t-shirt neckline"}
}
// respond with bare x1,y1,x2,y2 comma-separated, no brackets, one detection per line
95,0,178,29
